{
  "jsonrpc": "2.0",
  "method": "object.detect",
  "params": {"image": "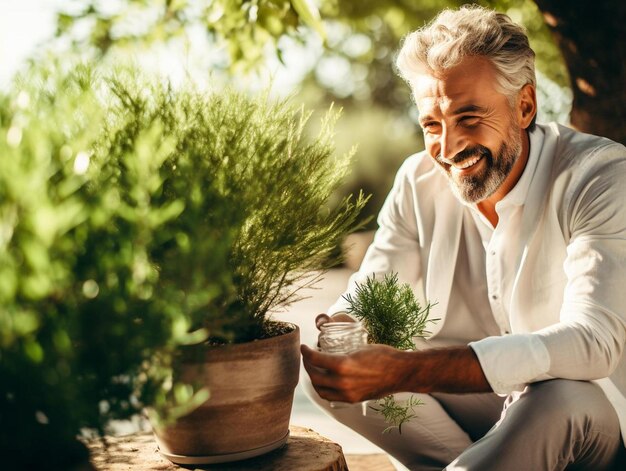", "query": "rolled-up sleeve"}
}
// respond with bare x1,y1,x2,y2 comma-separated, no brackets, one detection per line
470,334,551,394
